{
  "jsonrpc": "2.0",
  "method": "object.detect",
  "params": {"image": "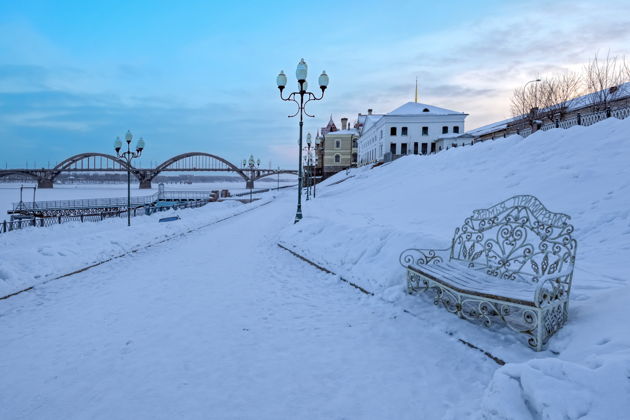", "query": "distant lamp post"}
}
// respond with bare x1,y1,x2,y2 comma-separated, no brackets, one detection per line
277,58,329,223
114,130,145,227
244,154,260,203
304,132,313,201
524,78,541,89
524,78,542,128
313,136,320,198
